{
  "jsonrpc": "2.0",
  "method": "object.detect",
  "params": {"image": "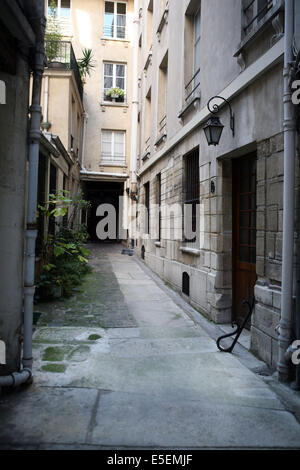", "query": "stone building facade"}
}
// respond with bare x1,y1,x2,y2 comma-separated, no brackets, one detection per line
135,0,296,370
45,0,136,241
